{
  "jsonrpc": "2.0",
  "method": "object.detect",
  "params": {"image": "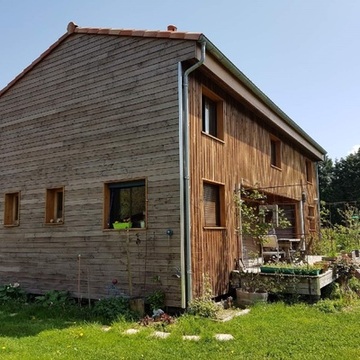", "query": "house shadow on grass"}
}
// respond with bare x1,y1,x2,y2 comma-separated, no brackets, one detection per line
0,303,96,338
